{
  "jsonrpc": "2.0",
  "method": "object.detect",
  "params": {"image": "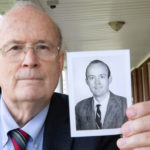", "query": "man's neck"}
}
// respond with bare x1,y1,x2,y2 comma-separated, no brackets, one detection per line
3,98,50,127
94,91,110,103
